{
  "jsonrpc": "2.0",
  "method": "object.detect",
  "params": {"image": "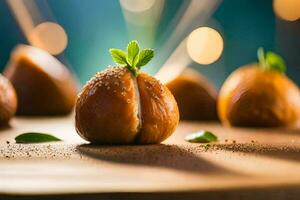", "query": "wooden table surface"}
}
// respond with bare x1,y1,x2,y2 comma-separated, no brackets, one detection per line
1,114,300,200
